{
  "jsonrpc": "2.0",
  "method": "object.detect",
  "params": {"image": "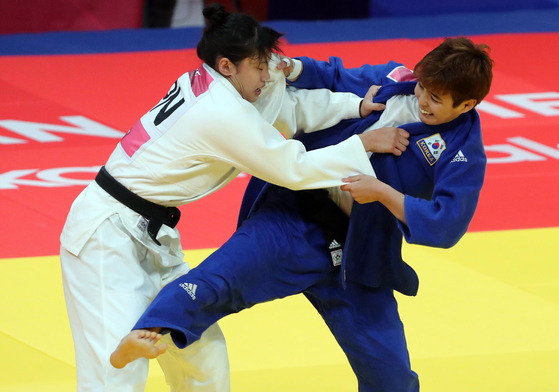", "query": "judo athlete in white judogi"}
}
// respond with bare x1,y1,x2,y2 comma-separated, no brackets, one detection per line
59,4,392,391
